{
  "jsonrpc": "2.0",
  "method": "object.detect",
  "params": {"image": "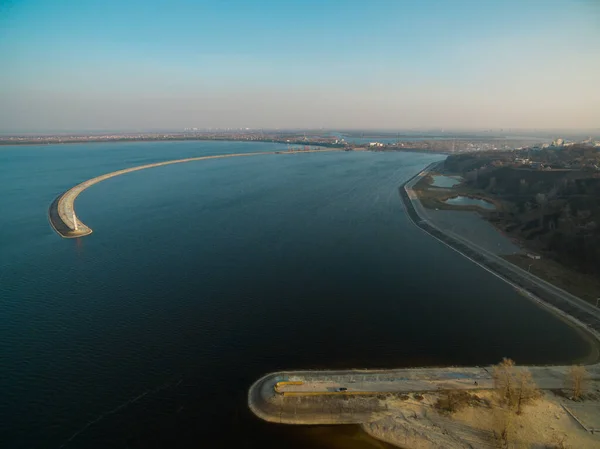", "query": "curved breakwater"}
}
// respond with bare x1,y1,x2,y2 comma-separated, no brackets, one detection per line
48,149,342,238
